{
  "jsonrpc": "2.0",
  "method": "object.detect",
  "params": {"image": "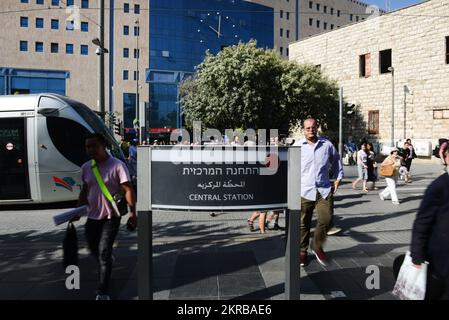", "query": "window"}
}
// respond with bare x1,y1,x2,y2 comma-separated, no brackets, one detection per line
46,117,91,167
323,22,327,30
368,111,379,134
309,18,313,26
123,48,129,58
316,20,320,28
36,0,44,4
20,17,28,27
81,0,88,9
80,45,88,55
123,25,129,35
51,43,59,53
124,3,129,13
331,24,334,30
67,0,74,5
286,30,290,38
51,0,59,5
350,14,353,21
21,0,29,3
66,20,74,31
280,47,283,55
20,41,28,52
309,1,312,9
280,28,283,37
331,8,334,15
324,6,327,13
286,12,290,20
379,49,392,74
134,49,140,59
134,4,140,14
286,48,289,57
280,10,283,18
134,26,140,36
316,3,320,11
356,16,359,22
51,19,59,29
81,22,88,32
446,36,449,64
123,70,129,80
36,18,44,28
337,10,341,17
133,71,139,81
66,43,74,54
433,109,449,119
359,53,371,77
35,42,44,53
